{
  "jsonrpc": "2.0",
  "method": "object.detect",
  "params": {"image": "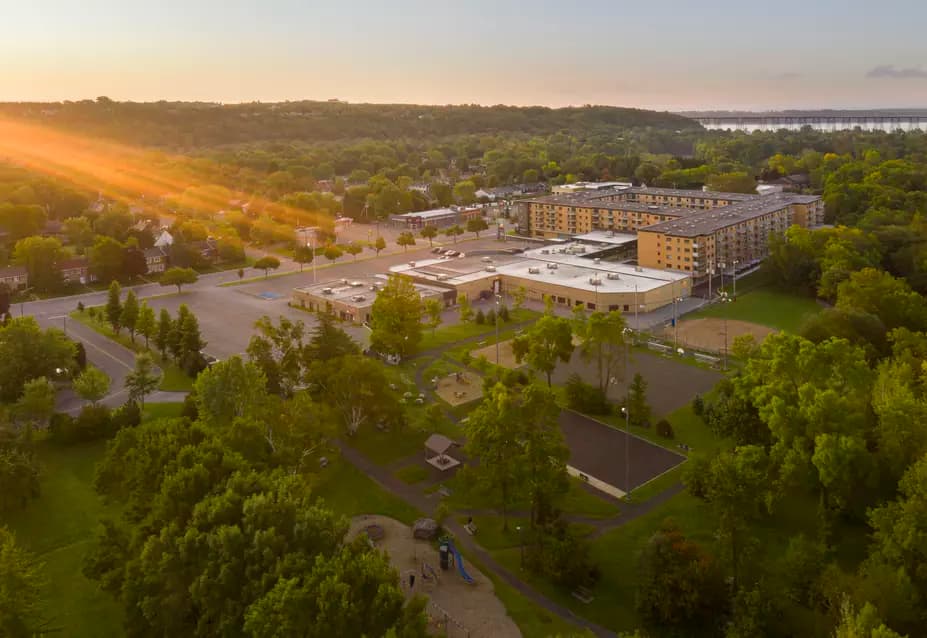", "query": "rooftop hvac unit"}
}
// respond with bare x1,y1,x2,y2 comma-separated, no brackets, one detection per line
589,277,602,286
351,295,366,302
528,267,541,274
594,258,601,264
350,281,363,287
341,278,349,285
541,249,550,254
408,261,416,267
485,266,496,272
577,247,586,253
322,287,333,294
437,274,449,281
546,263,558,269
606,273,621,280
369,285,379,291
607,230,615,237
635,266,643,272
